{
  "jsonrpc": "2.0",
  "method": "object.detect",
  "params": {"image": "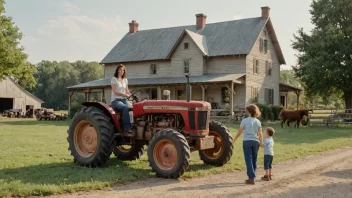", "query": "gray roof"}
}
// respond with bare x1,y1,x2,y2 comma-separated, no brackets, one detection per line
67,73,245,90
101,17,267,64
